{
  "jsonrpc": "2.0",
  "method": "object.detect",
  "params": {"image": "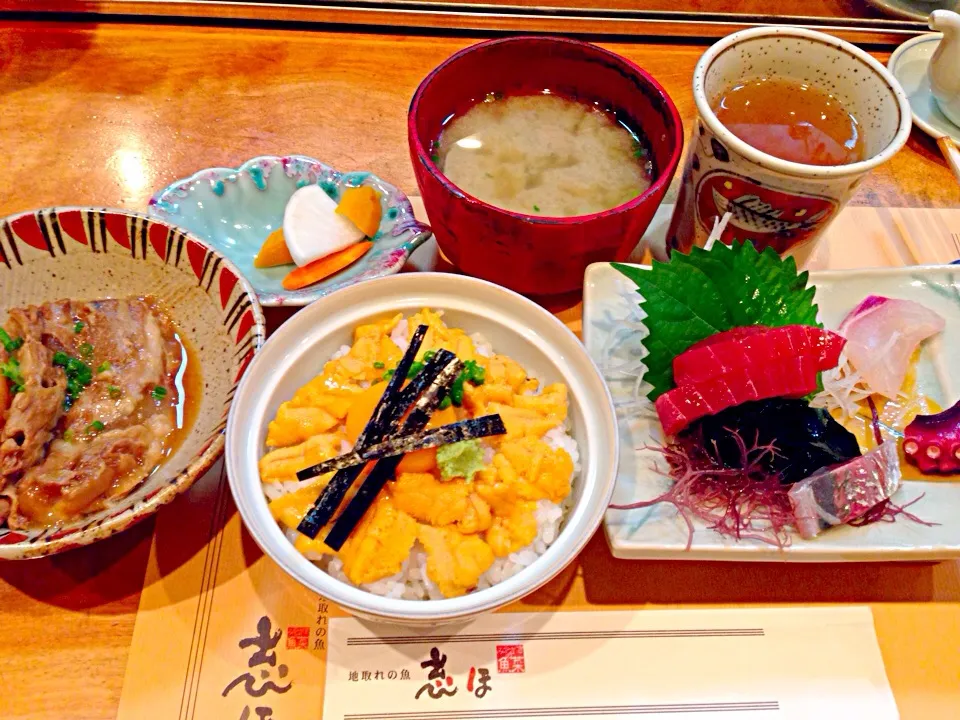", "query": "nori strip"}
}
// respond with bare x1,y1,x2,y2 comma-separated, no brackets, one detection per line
295,345,456,482
295,325,428,538
358,324,430,446
323,355,463,550
293,414,506,476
